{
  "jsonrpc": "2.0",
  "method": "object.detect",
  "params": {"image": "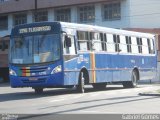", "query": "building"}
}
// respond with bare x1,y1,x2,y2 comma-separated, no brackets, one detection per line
1,0,160,37
0,0,160,82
